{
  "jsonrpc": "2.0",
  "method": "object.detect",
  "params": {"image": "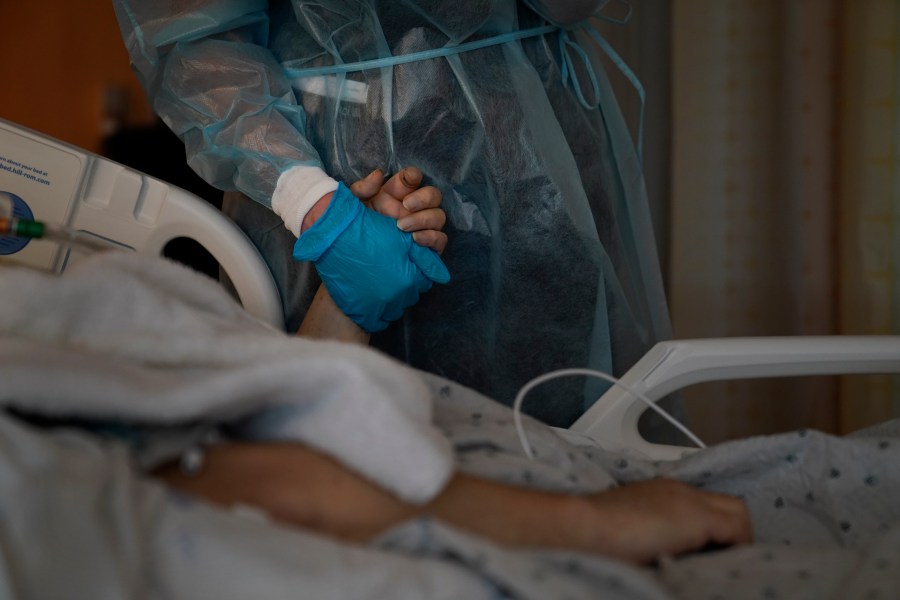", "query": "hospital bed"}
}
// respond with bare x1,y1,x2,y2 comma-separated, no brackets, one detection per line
2,118,899,463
